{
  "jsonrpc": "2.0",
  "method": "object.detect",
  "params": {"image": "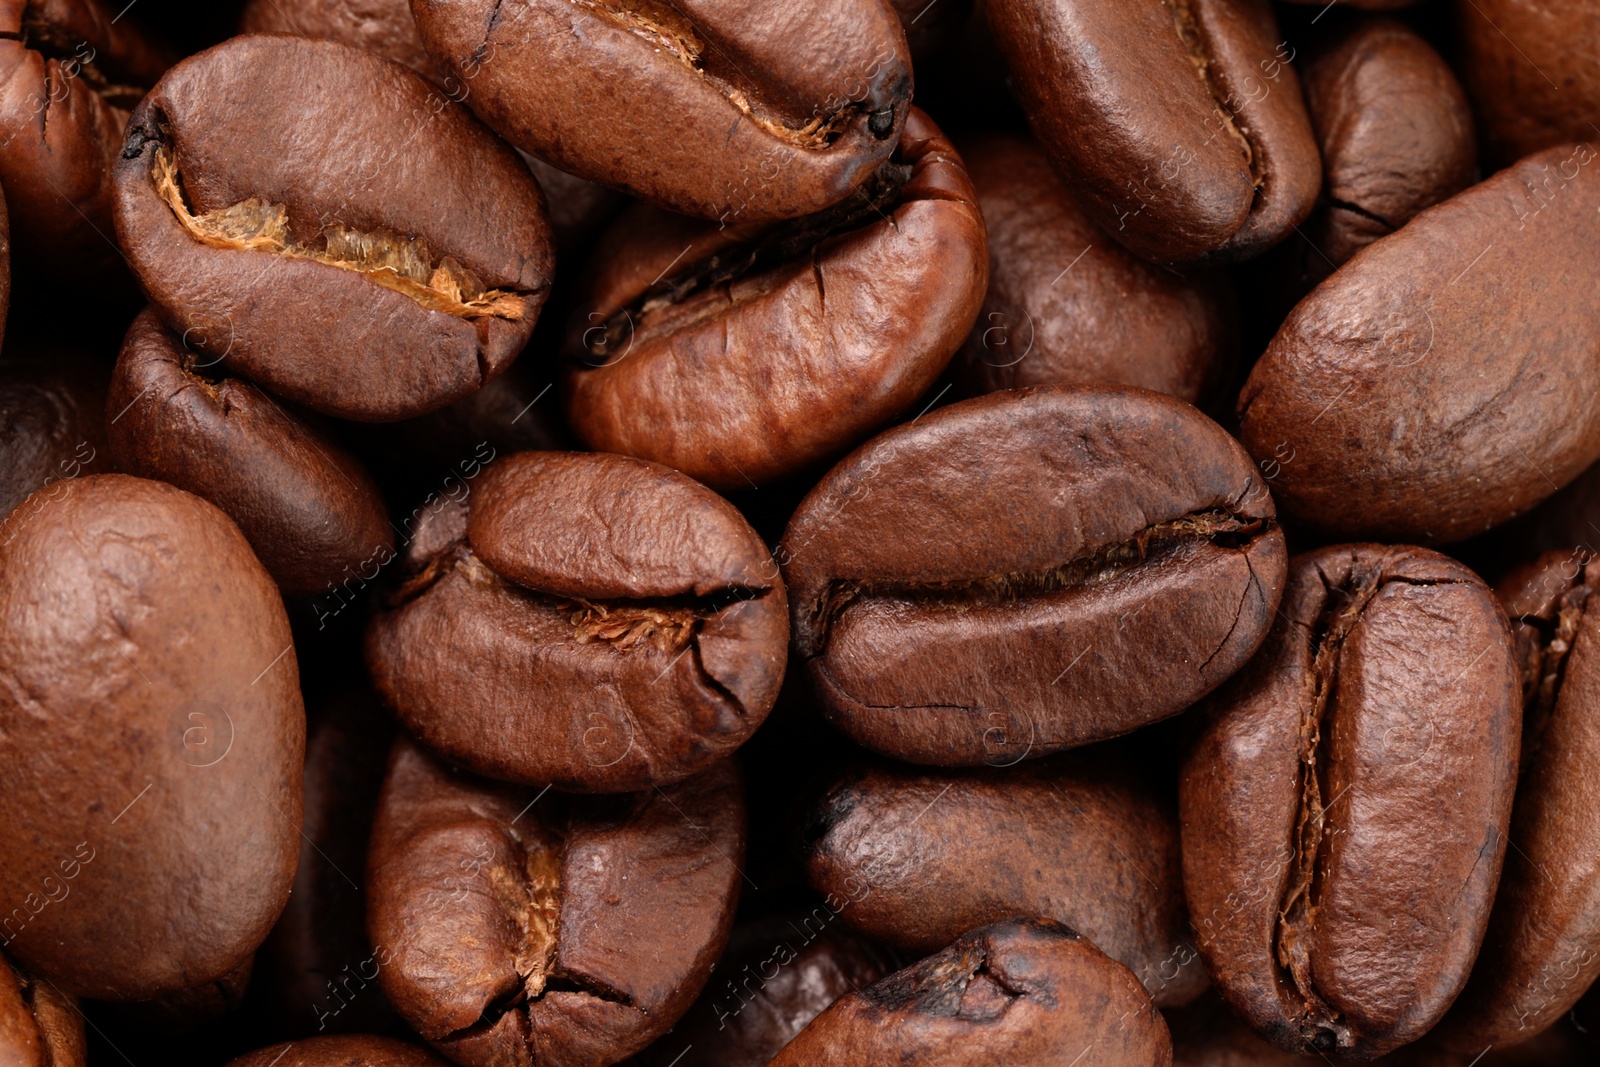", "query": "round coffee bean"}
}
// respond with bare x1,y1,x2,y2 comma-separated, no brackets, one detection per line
226,1035,453,1066
410,0,914,222
767,919,1172,1066
365,739,744,1067
1435,549,1600,1050
1180,544,1520,1058
0,474,304,1001
0,949,85,1066
984,0,1320,264
113,34,554,422
1239,144,1600,543
780,386,1286,766
798,753,1207,1007
952,131,1236,404
366,450,788,791
0,0,169,280
560,108,987,492
108,308,394,598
